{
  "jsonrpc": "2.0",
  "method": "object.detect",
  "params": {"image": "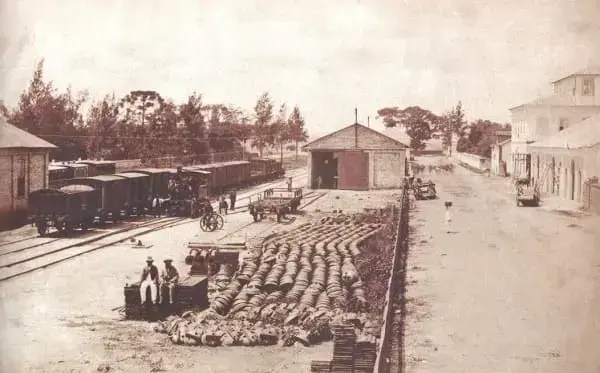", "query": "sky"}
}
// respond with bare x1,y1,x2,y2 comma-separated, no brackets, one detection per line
1,0,599,137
